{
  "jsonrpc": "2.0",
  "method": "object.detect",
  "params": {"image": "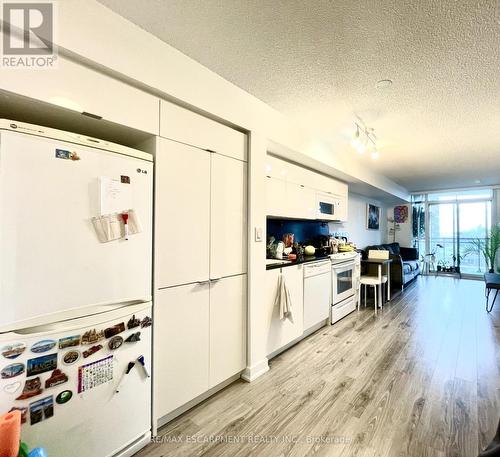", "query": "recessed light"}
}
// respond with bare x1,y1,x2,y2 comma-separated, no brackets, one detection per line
474,179,481,184
376,79,393,89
